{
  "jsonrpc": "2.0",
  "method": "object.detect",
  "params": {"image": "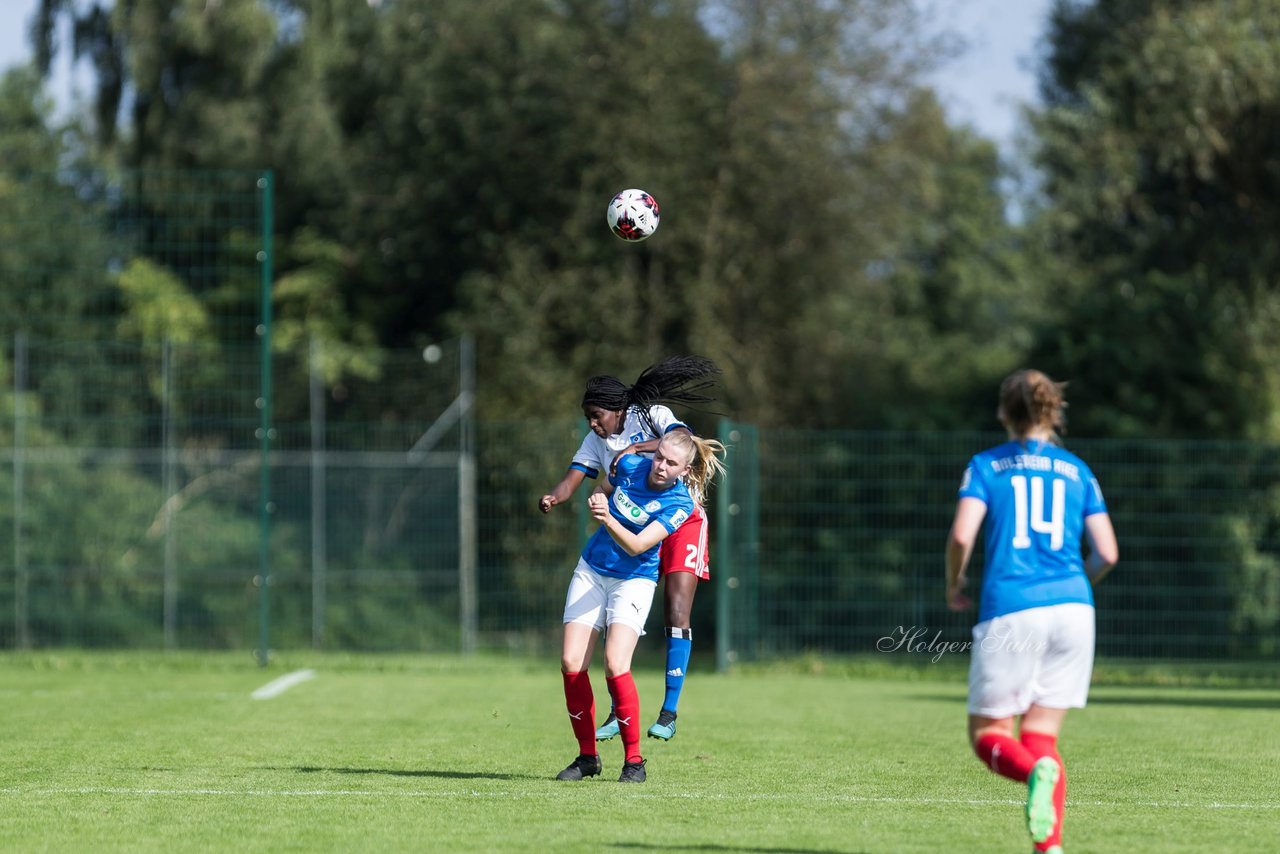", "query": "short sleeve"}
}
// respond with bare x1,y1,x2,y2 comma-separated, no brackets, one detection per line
570,433,604,479
957,457,987,503
1081,463,1108,516
645,405,688,435
657,500,692,534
